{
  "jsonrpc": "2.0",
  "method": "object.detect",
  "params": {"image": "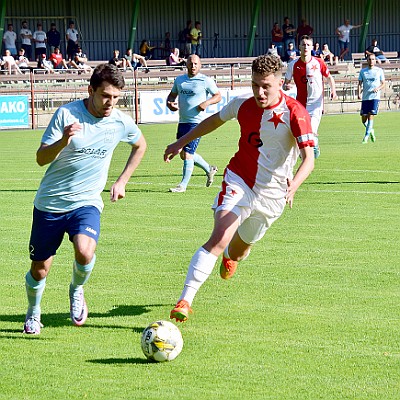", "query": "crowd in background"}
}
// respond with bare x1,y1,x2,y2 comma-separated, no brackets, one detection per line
0,16,394,76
